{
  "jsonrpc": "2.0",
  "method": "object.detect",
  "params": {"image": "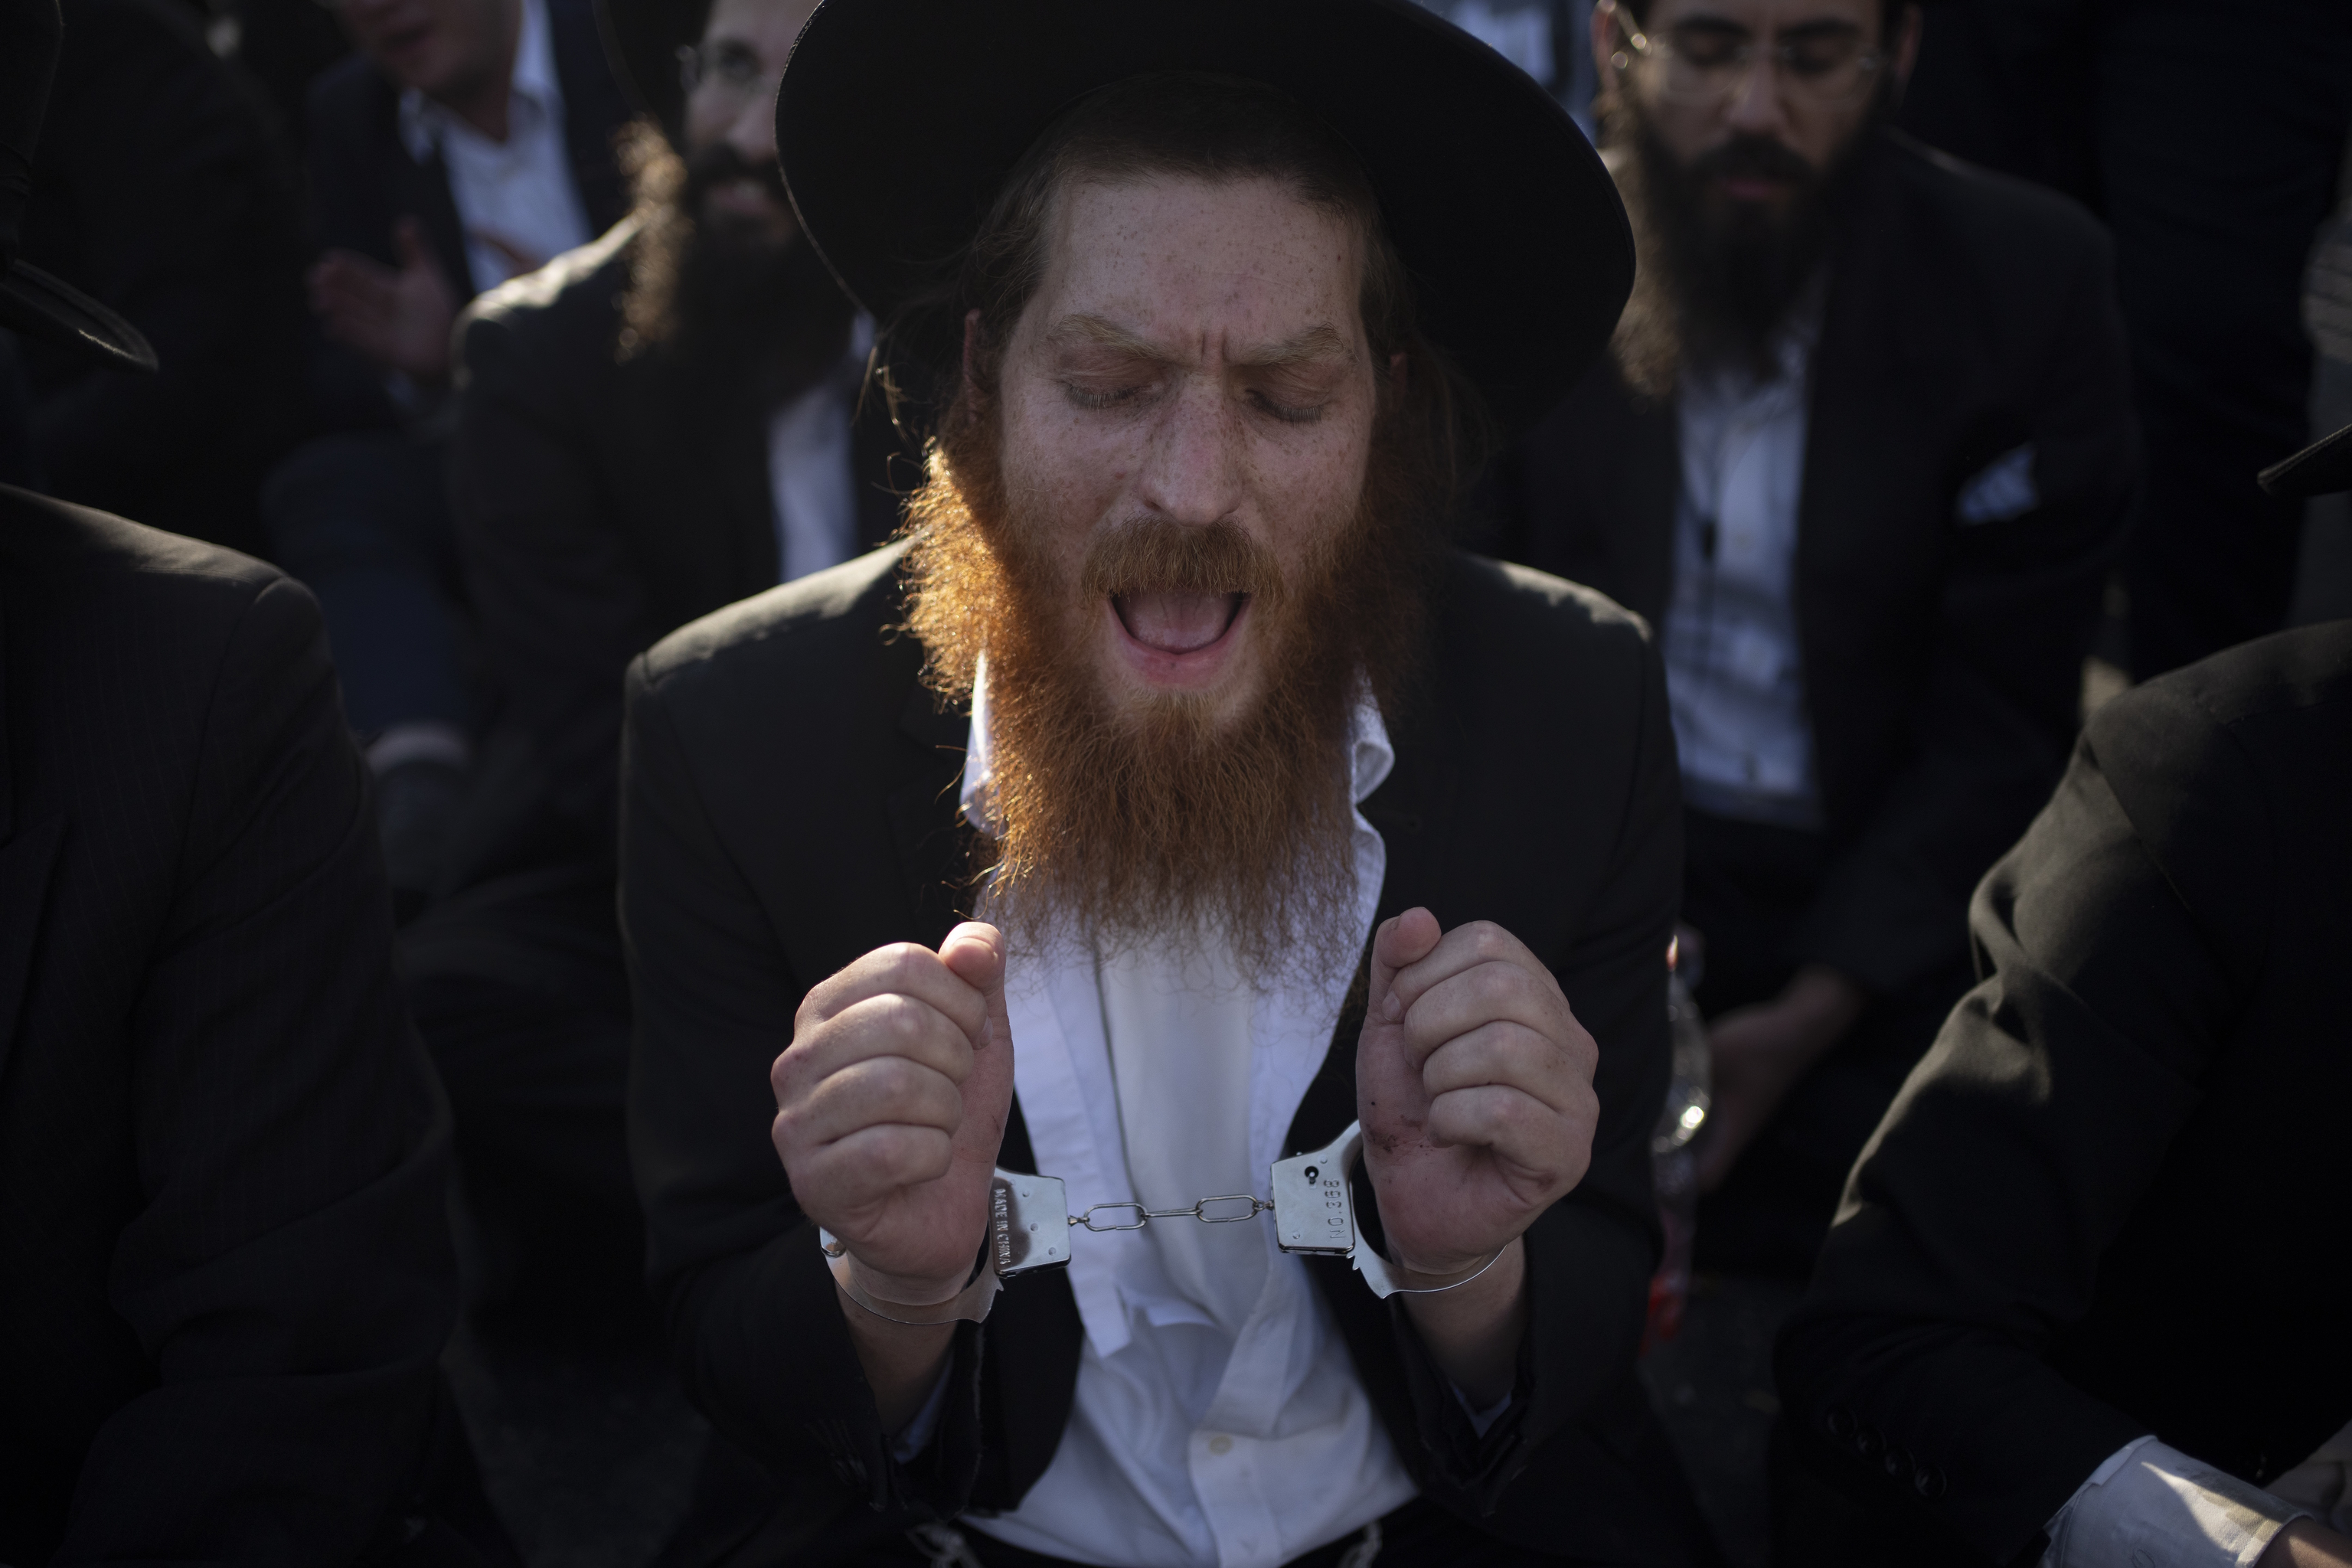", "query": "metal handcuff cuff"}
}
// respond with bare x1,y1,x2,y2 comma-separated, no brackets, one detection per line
820,1120,1505,1325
